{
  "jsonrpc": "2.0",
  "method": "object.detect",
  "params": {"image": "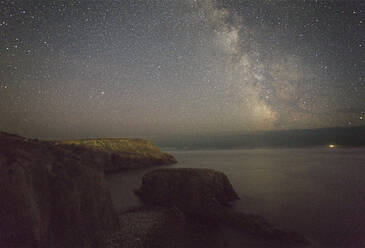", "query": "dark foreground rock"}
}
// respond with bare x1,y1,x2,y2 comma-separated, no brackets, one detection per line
107,207,224,248
136,168,310,247
56,138,177,172
0,132,119,248
135,168,239,214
